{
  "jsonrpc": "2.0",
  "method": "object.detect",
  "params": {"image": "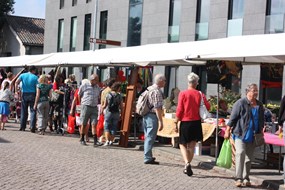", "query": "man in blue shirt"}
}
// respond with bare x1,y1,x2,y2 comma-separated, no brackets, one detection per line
15,66,39,132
